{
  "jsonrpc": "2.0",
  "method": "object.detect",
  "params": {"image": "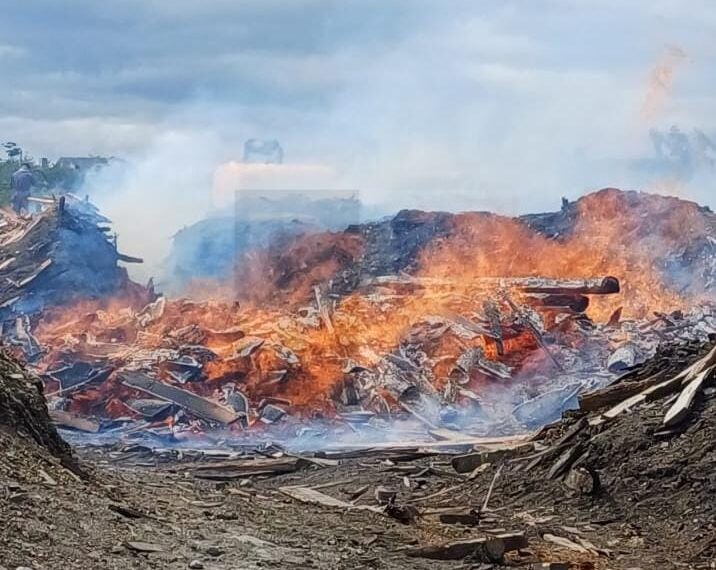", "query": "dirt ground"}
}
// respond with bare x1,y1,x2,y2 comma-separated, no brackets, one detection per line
1,346,715,570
